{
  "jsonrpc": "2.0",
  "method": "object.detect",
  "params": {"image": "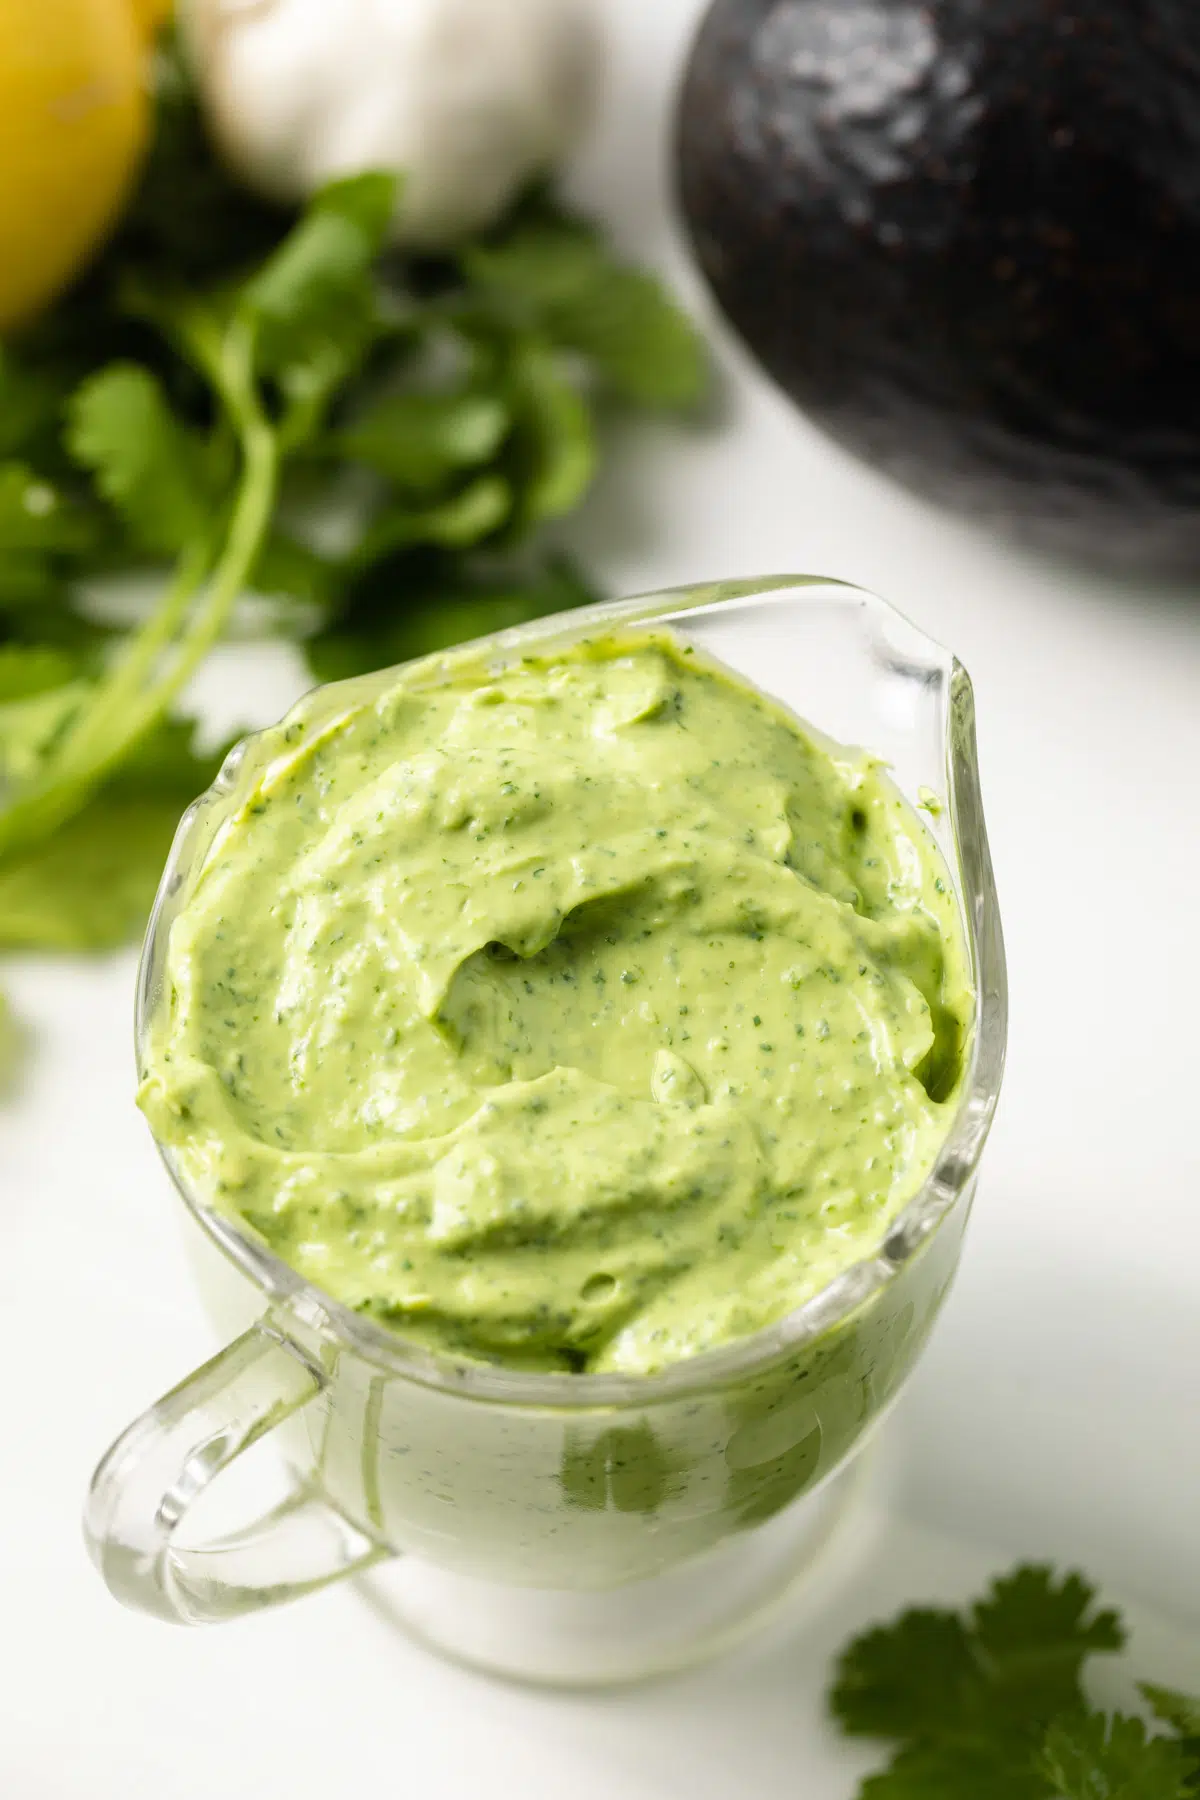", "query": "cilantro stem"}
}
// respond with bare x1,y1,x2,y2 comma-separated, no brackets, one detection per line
0,319,278,864
161,315,278,687
0,549,209,857
39,542,212,777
